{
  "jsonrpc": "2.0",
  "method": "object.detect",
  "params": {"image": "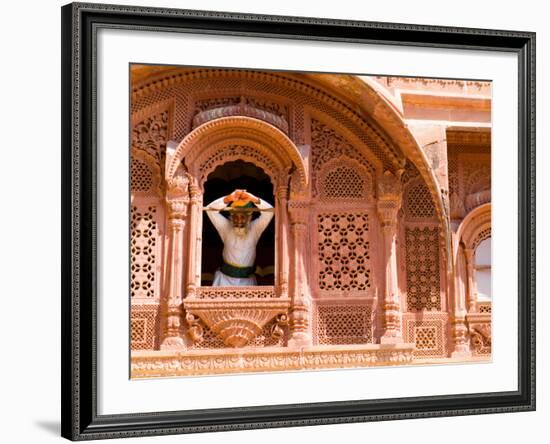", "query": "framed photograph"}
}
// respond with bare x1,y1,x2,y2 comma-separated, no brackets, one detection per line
61,2,535,440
